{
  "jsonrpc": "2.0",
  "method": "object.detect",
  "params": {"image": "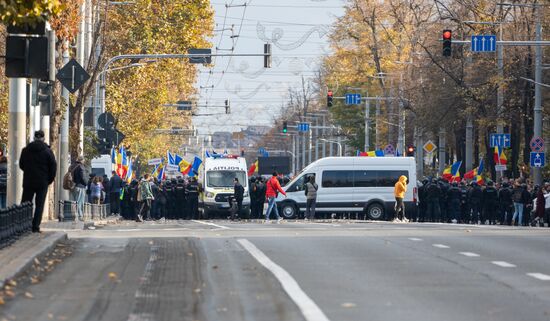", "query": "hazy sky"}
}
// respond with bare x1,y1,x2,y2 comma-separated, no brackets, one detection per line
193,0,345,135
